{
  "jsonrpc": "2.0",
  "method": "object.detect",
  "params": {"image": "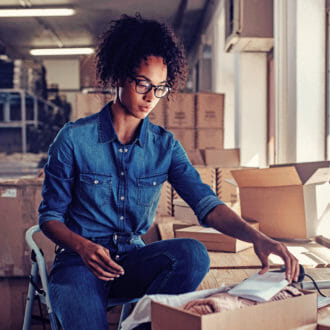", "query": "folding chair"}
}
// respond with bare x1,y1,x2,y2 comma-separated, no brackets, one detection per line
22,224,137,330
